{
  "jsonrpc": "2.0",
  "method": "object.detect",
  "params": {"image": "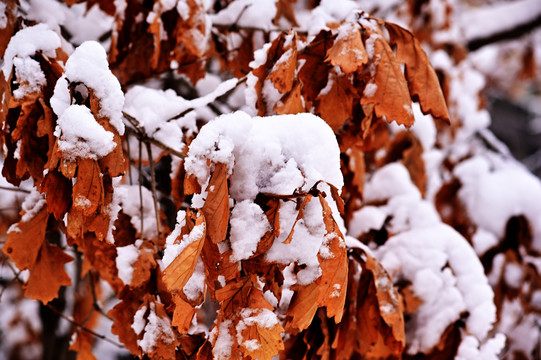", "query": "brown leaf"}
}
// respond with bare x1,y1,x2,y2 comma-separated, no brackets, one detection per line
356,249,405,358
325,23,368,74
41,170,72,219
274,82,305,115
286,281,319,333
109,299,141,354
129,241,157,289
72,159,103,216
201,163,229,244
385,22,450,123
267,33,298,94
316,73,357,132
69,274,101,360
163,214,206,291
24,239,73,303
316,194,348,323
3,206,73,304
360,26,414,126
171,293,196,333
